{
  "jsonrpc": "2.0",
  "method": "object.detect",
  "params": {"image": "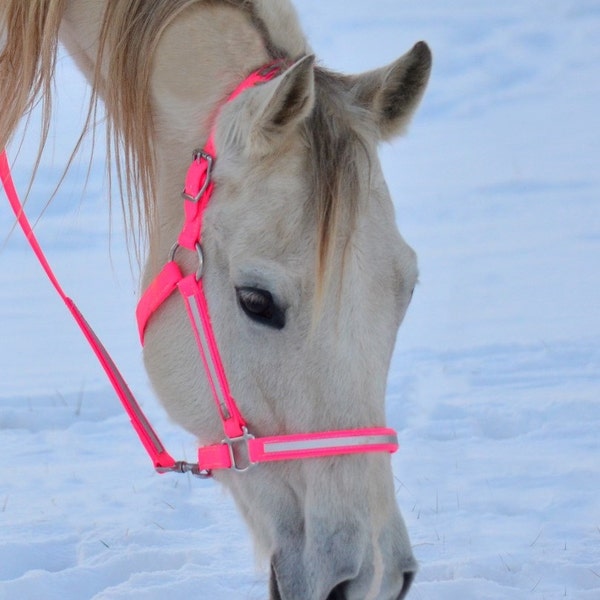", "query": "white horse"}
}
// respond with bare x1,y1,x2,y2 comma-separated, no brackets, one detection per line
0,2,431,598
